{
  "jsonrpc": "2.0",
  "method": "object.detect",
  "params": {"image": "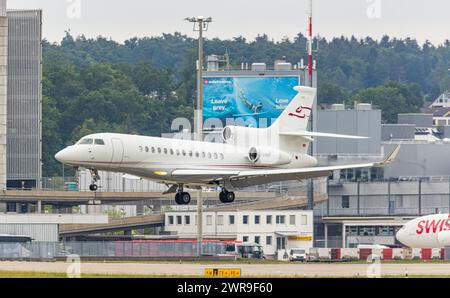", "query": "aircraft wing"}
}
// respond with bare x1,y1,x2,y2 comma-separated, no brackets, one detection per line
172,145,400,188
280,131,369,139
